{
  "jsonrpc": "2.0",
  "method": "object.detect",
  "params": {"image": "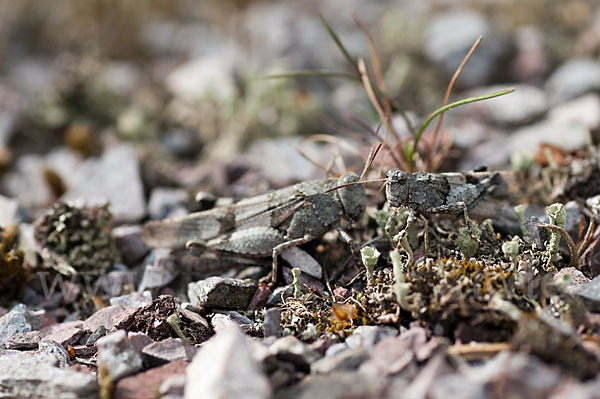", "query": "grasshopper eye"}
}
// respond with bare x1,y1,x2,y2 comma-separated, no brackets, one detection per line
387,170,407,185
